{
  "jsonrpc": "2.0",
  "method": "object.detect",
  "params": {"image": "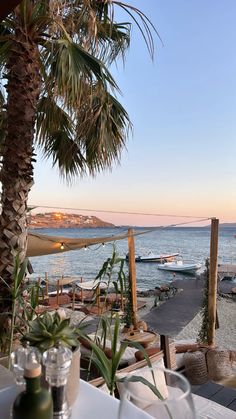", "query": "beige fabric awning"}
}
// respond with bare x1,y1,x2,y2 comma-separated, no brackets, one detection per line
76,280,108,290
26,231,130,257
56,277,79,286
